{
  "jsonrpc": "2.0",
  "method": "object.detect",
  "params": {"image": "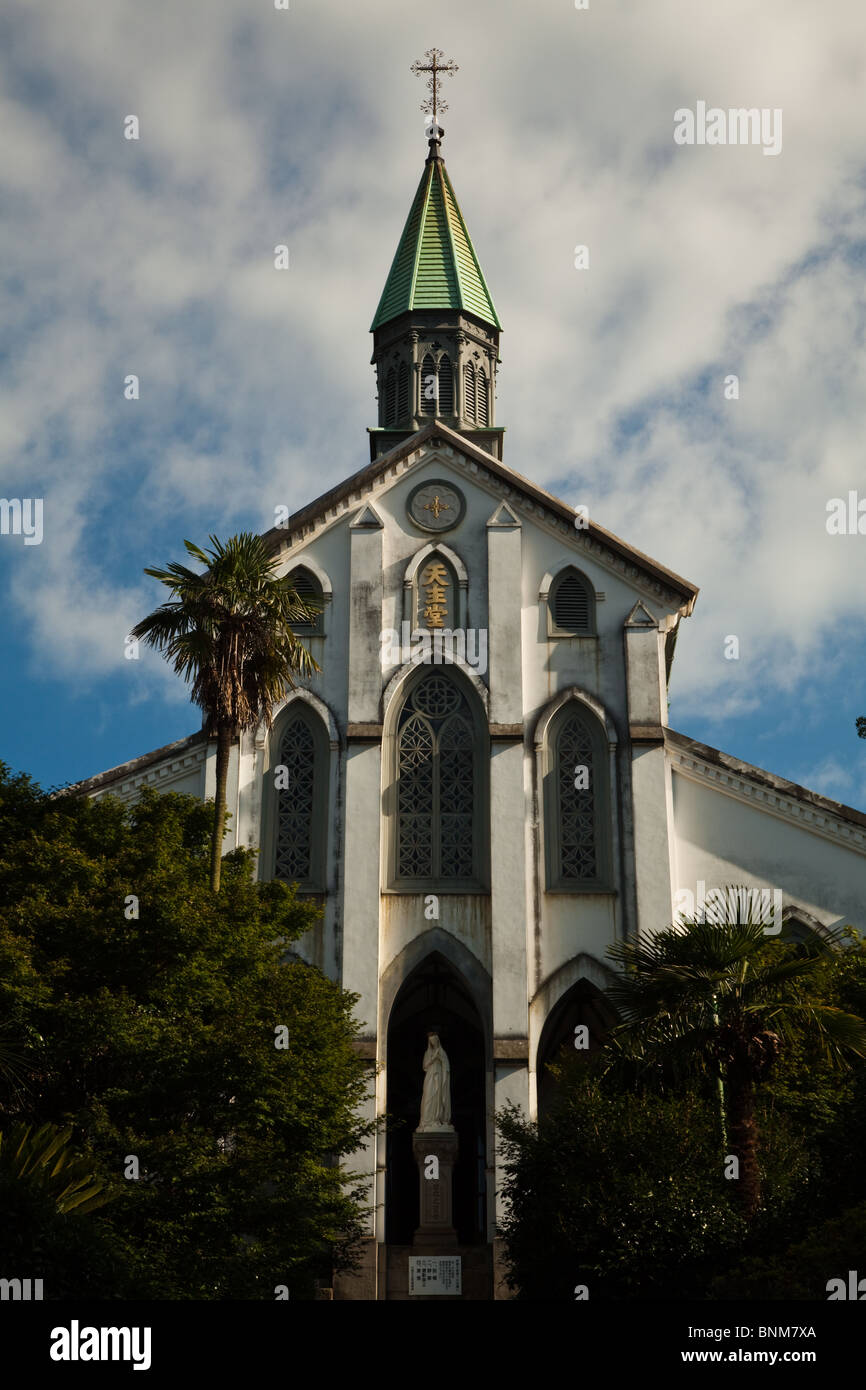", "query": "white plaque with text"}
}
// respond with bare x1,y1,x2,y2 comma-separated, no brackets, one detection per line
408,1256,462,1296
